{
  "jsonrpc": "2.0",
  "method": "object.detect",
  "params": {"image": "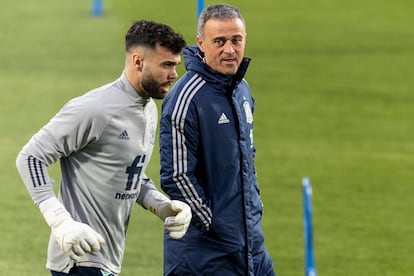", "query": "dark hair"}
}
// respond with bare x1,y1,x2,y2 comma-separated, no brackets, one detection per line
197,4,245,38
125,19,186,54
